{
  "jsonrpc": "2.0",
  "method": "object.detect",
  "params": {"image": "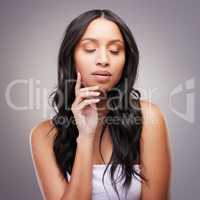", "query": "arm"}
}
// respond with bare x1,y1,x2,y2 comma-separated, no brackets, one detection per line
62,134,94,200
139,101,172,200
30,120,94,200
